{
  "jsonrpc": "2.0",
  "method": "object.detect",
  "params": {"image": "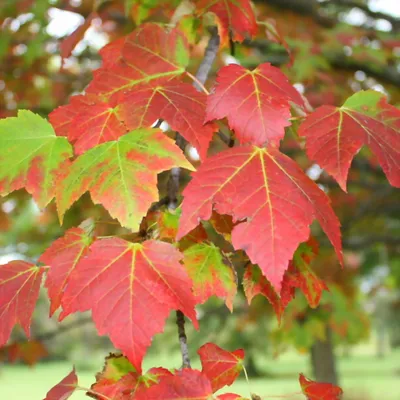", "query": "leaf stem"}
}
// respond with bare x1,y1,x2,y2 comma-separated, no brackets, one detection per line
176,310,191,368
185,71,210,95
